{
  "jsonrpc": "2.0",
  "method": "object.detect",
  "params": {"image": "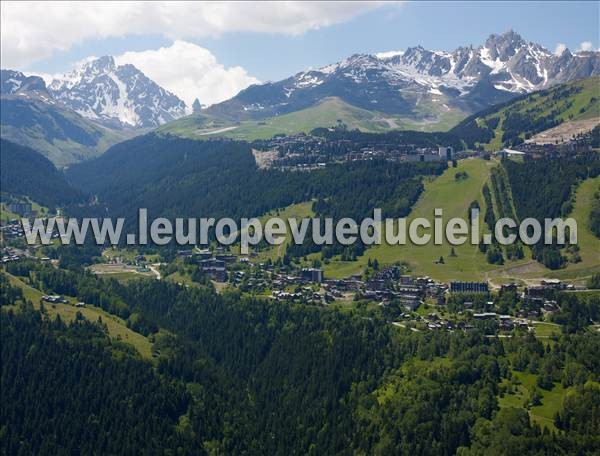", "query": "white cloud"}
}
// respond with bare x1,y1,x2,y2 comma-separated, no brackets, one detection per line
375,50,404,59
579,41,593,51
1,1,390,68
24,56,100,86
115,40,259,107
553,43,566,56
23,71,61,86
